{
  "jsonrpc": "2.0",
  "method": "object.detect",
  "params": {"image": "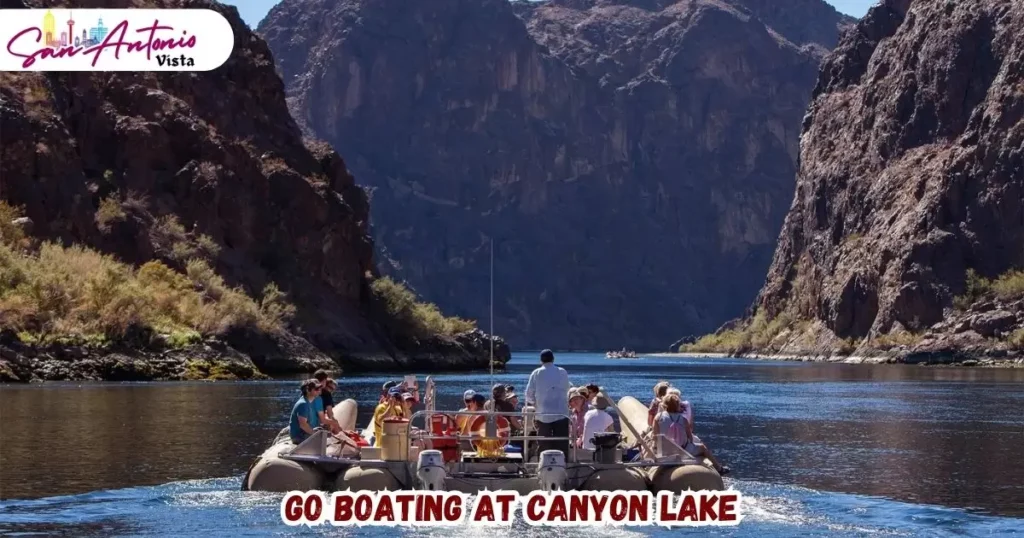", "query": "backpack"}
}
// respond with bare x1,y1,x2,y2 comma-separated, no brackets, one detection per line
666,414,689,448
